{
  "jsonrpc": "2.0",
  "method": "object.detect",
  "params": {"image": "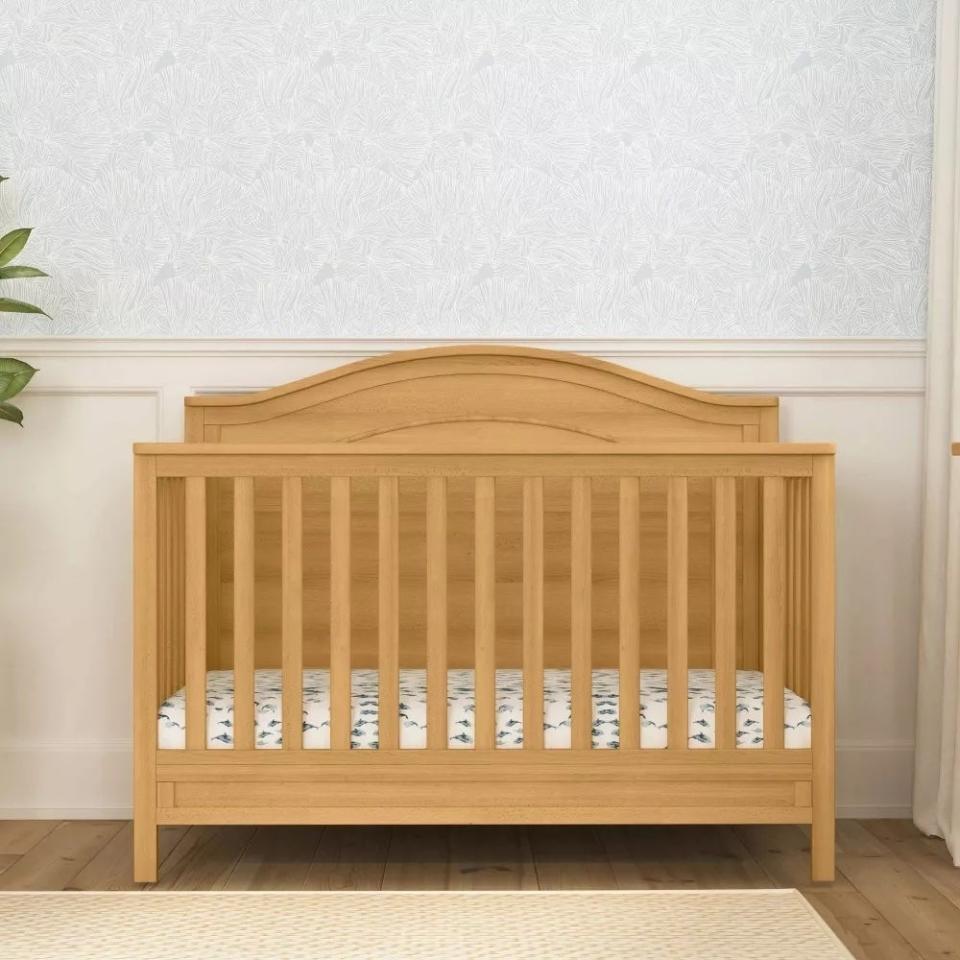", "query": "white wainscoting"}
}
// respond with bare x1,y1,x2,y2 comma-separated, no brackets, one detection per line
0,338,925,819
